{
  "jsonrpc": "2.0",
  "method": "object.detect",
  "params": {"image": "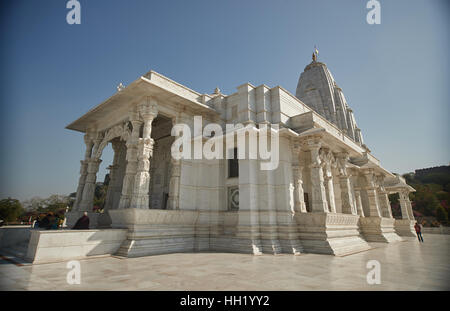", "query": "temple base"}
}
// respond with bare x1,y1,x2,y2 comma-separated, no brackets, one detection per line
394,219,417,237
109,208,198,257
65,211,100,229
97,211,112,228
360,217,403,242
295,212,371,256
